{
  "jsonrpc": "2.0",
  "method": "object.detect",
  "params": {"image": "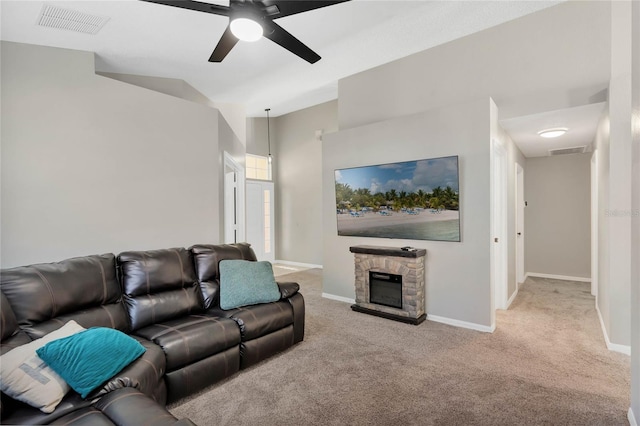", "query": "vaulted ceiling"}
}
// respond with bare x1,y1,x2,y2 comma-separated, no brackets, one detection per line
1,0,561,117
3,0,612,157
